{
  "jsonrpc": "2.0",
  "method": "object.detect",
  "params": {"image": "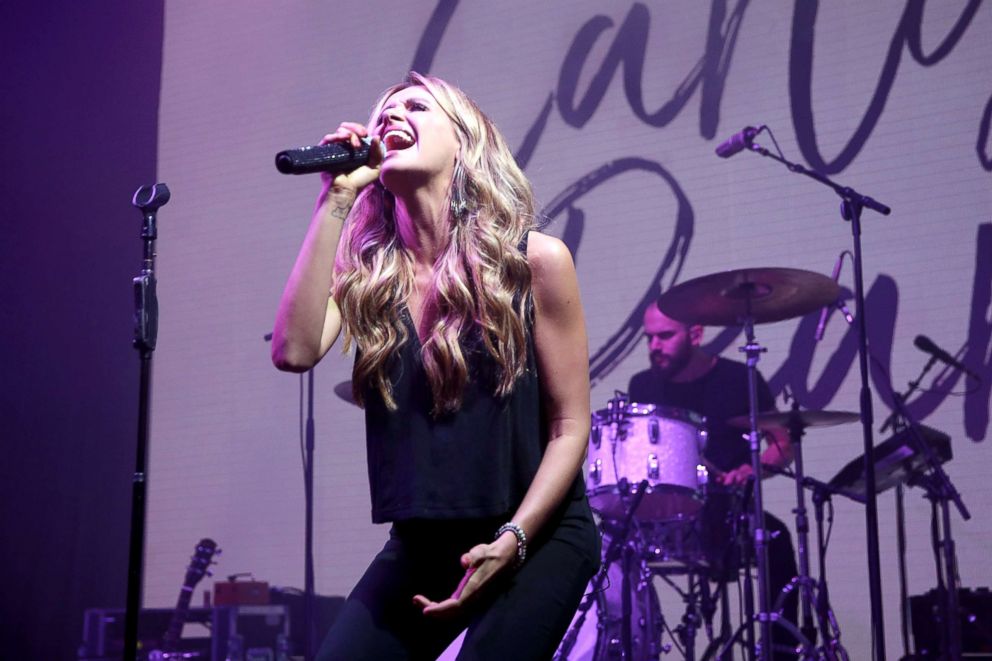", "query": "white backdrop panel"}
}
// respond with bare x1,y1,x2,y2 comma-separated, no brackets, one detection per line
150,2,991,657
